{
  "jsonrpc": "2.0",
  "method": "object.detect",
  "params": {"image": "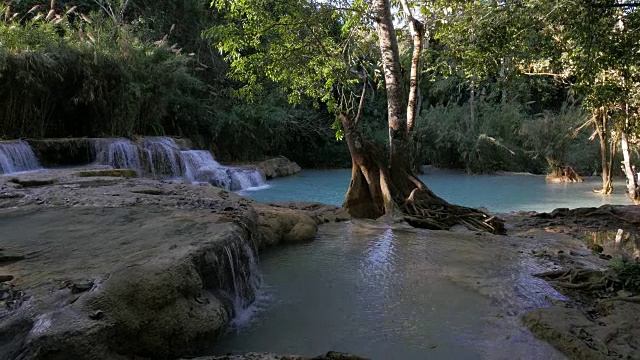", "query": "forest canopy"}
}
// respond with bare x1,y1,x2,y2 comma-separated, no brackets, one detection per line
0,0,638,200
